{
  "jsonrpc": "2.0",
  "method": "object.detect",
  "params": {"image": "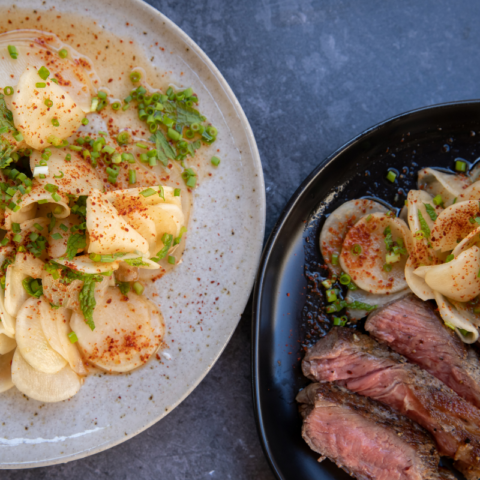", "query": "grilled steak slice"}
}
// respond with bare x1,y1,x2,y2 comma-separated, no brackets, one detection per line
297,383,455,480
366,294,480,409
302,327,480,479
